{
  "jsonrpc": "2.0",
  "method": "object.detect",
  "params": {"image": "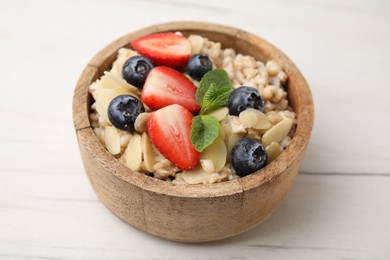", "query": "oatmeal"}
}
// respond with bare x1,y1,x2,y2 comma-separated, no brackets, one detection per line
88,32,296,185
